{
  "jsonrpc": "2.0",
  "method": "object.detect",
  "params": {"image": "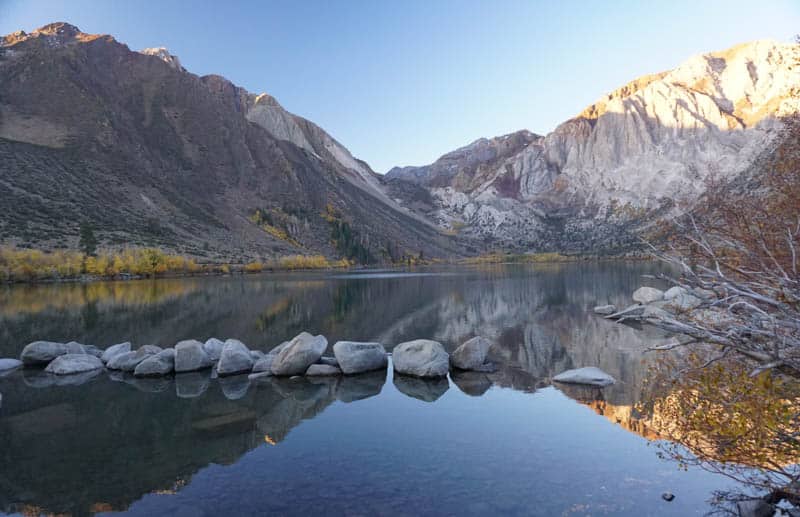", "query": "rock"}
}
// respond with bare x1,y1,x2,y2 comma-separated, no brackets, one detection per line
0,358,23,372
450,336,492,371
692,287,716,300
270,332,328,376
553,367,616,387
317,356,339,367
663,291,702,312
451,370,492,397
219,375,250,400
394,374,449,402
632,286,664,304
101,342,132,364
134,348,176,377
306,364,342,376
44,353,104,375
248,371,273,381
82,345,104,358
217,339,254,377
250,350,266,362
174,340,214,373
20,341,70,365
661,492,675,502
333,341,387,374
175,371,210,398
252,355,275,373
643,303,672,320
267,341,291,356
663,286,687,300
392,339,449,378
106,347,157,372
336,369,387,402
735,499,773,517
139,344,163,354
593,304,617,315
202,338,225,361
